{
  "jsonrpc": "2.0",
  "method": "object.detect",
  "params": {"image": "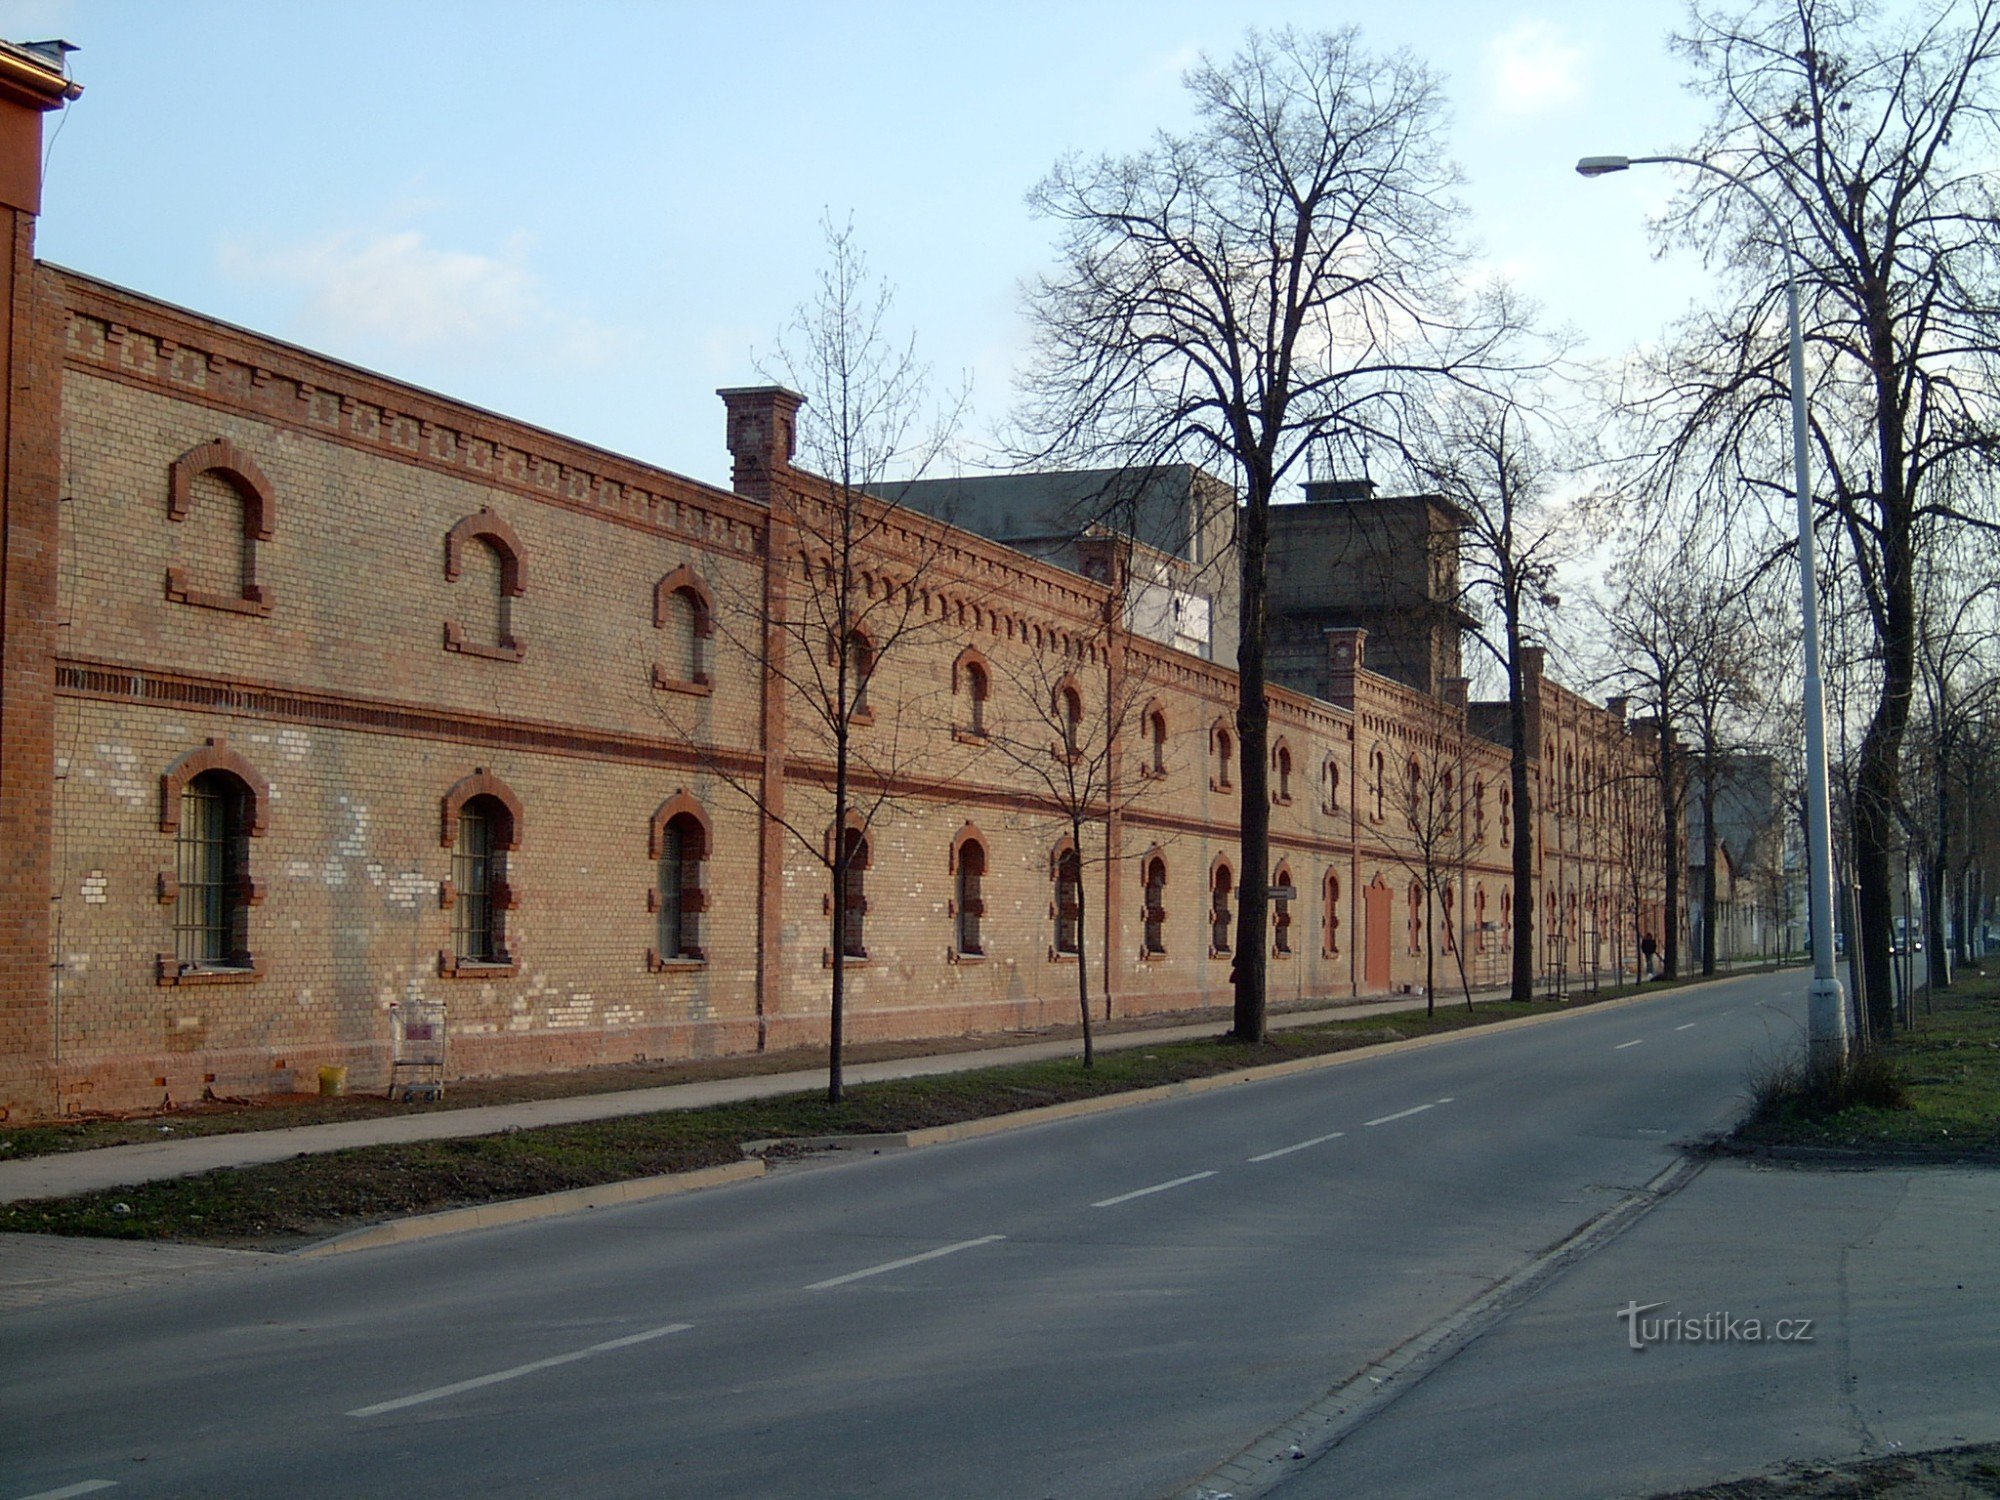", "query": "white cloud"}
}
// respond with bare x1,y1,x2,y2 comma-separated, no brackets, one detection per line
1485,18,1585,117
219,228,623,368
